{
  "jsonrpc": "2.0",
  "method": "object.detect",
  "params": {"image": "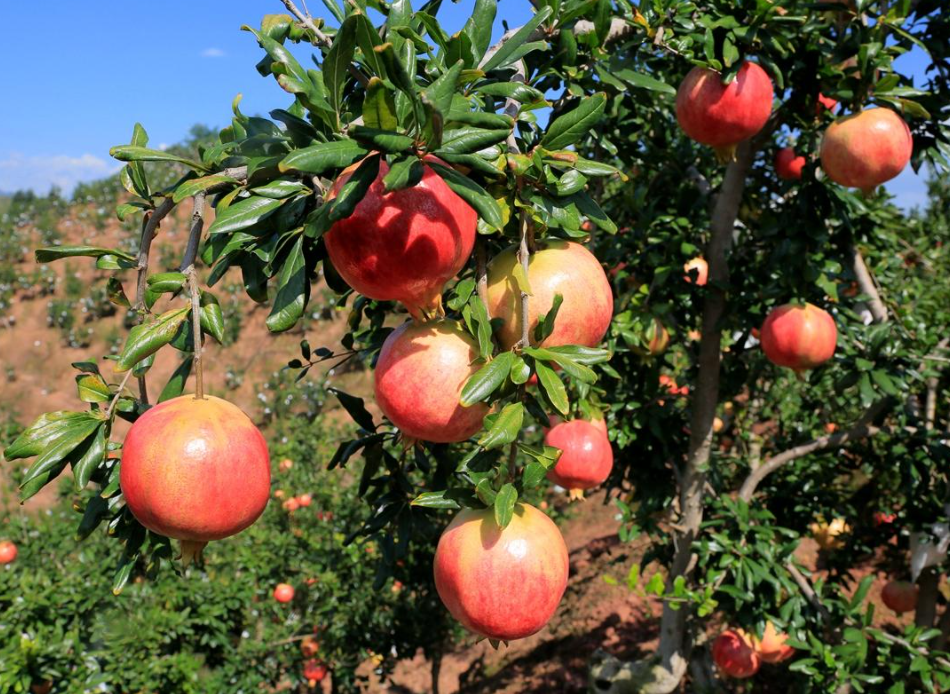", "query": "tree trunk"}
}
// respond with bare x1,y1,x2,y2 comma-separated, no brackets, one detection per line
916,567,939,628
